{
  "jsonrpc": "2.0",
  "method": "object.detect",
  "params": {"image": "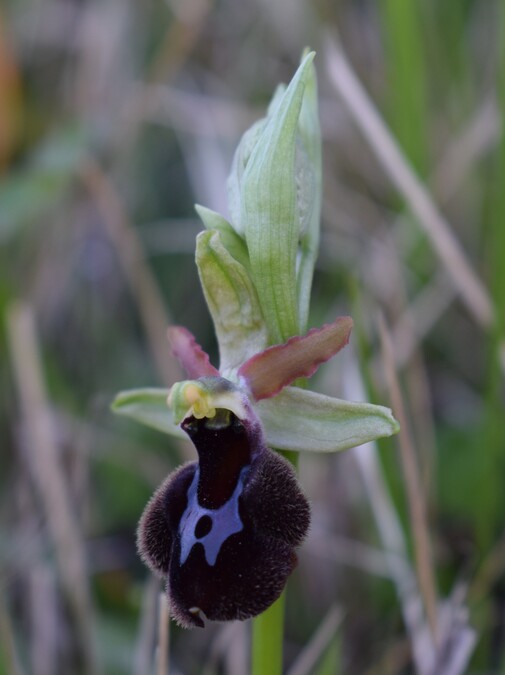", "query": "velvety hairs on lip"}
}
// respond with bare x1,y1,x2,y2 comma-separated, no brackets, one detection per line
137,400,310,628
